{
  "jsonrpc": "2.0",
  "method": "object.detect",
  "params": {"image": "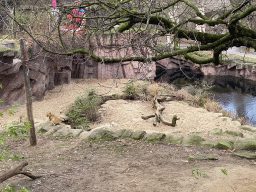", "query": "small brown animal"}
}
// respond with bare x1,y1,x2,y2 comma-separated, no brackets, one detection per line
46,112,62,125
171,115,180,127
